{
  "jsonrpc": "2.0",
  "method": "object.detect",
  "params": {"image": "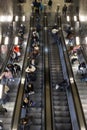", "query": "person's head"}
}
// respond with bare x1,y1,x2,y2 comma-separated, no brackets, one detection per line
28,64,32,68
82,62,86,67
53,23,57,28
28,84,32,88
33,31,36,36
22,118,28,125
64,4,66,6
23,97,28,103
20,24,23,27
7,64,11,68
